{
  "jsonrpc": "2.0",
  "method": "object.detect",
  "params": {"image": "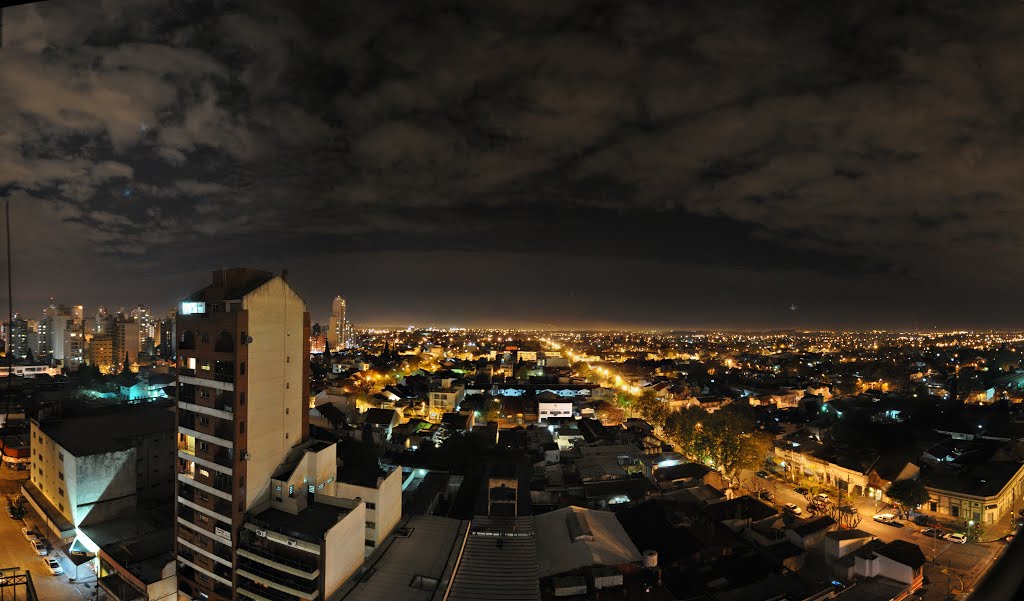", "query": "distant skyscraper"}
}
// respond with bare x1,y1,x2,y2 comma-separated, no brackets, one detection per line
328,295,347,351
